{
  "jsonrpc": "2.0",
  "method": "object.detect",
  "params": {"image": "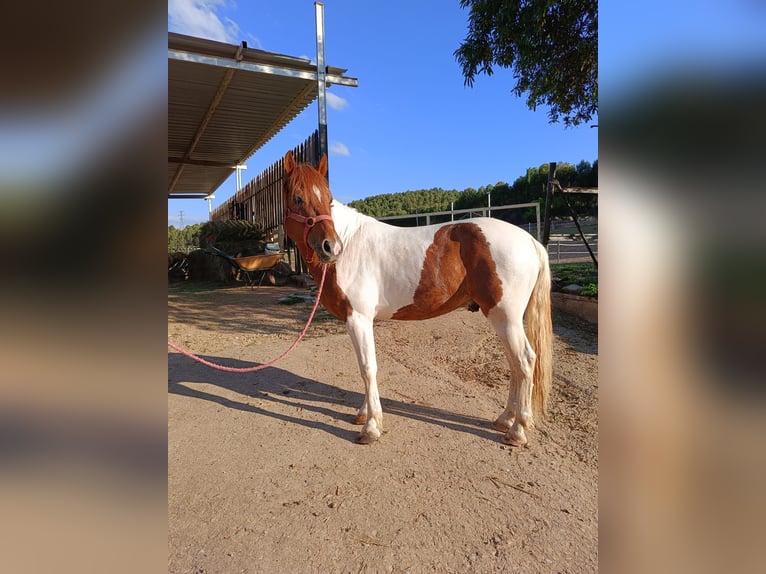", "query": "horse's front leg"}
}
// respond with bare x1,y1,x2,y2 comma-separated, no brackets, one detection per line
346,310,382,444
